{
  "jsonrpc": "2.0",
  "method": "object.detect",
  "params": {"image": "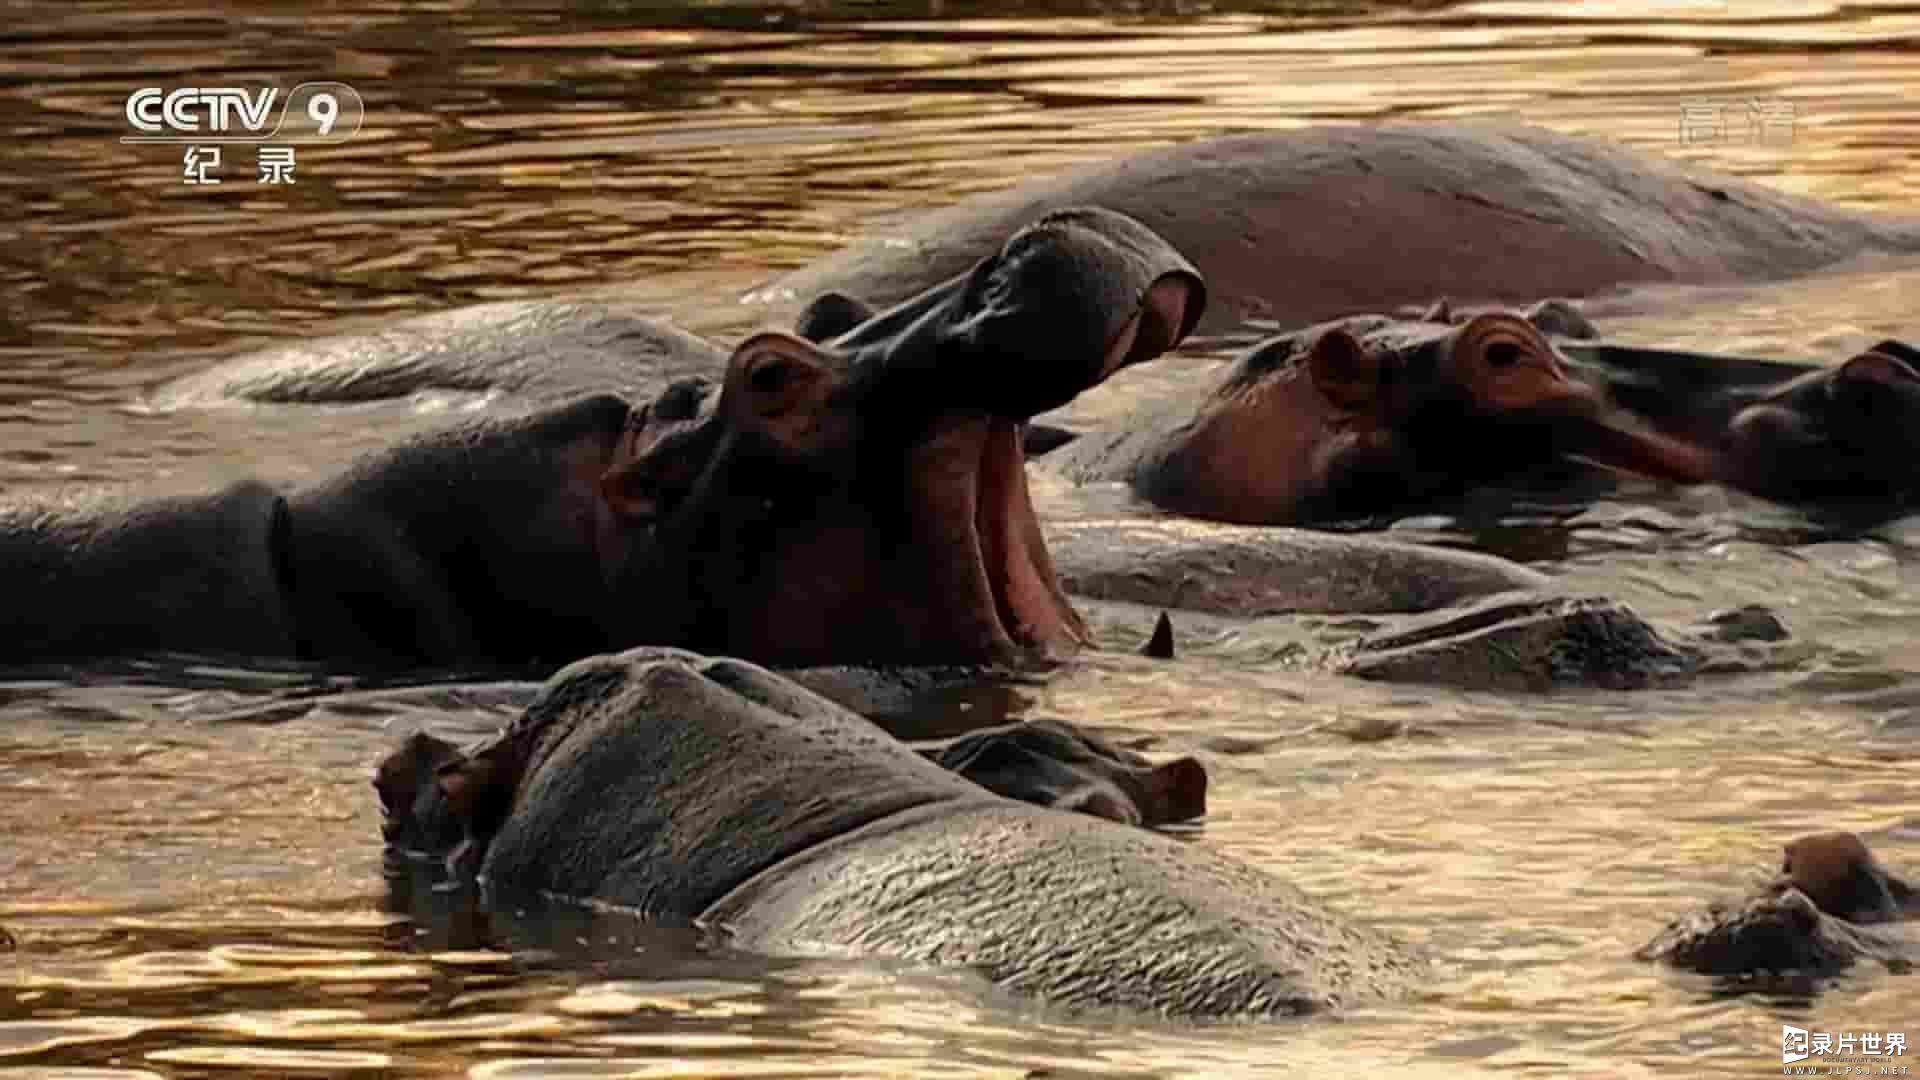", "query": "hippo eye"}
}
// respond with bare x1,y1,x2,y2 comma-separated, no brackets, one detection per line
1485,342,1524,370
